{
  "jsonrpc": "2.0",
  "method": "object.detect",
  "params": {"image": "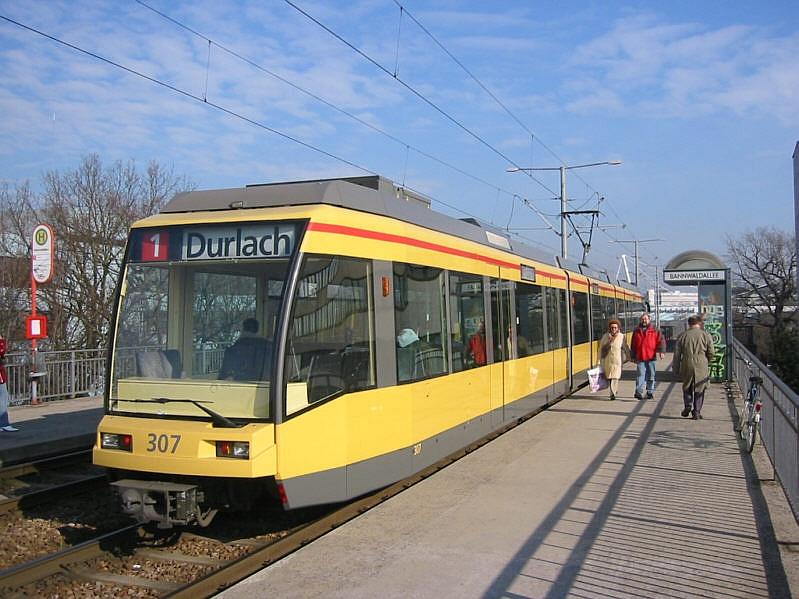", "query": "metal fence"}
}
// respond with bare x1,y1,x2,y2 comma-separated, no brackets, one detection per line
731,337,799,522
3,349,106,406
3,346,227,406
